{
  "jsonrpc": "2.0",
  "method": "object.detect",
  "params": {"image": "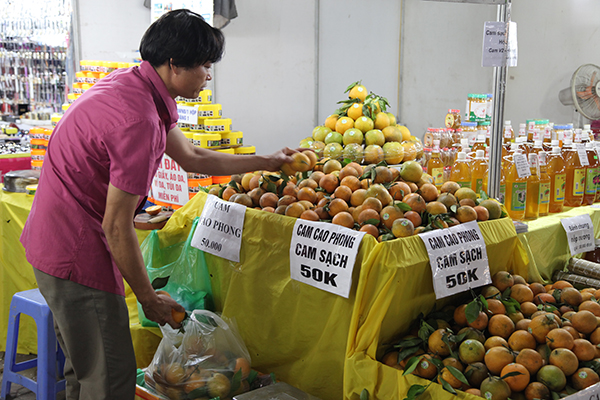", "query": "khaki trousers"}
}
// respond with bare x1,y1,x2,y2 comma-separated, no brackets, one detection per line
33,268,136,400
